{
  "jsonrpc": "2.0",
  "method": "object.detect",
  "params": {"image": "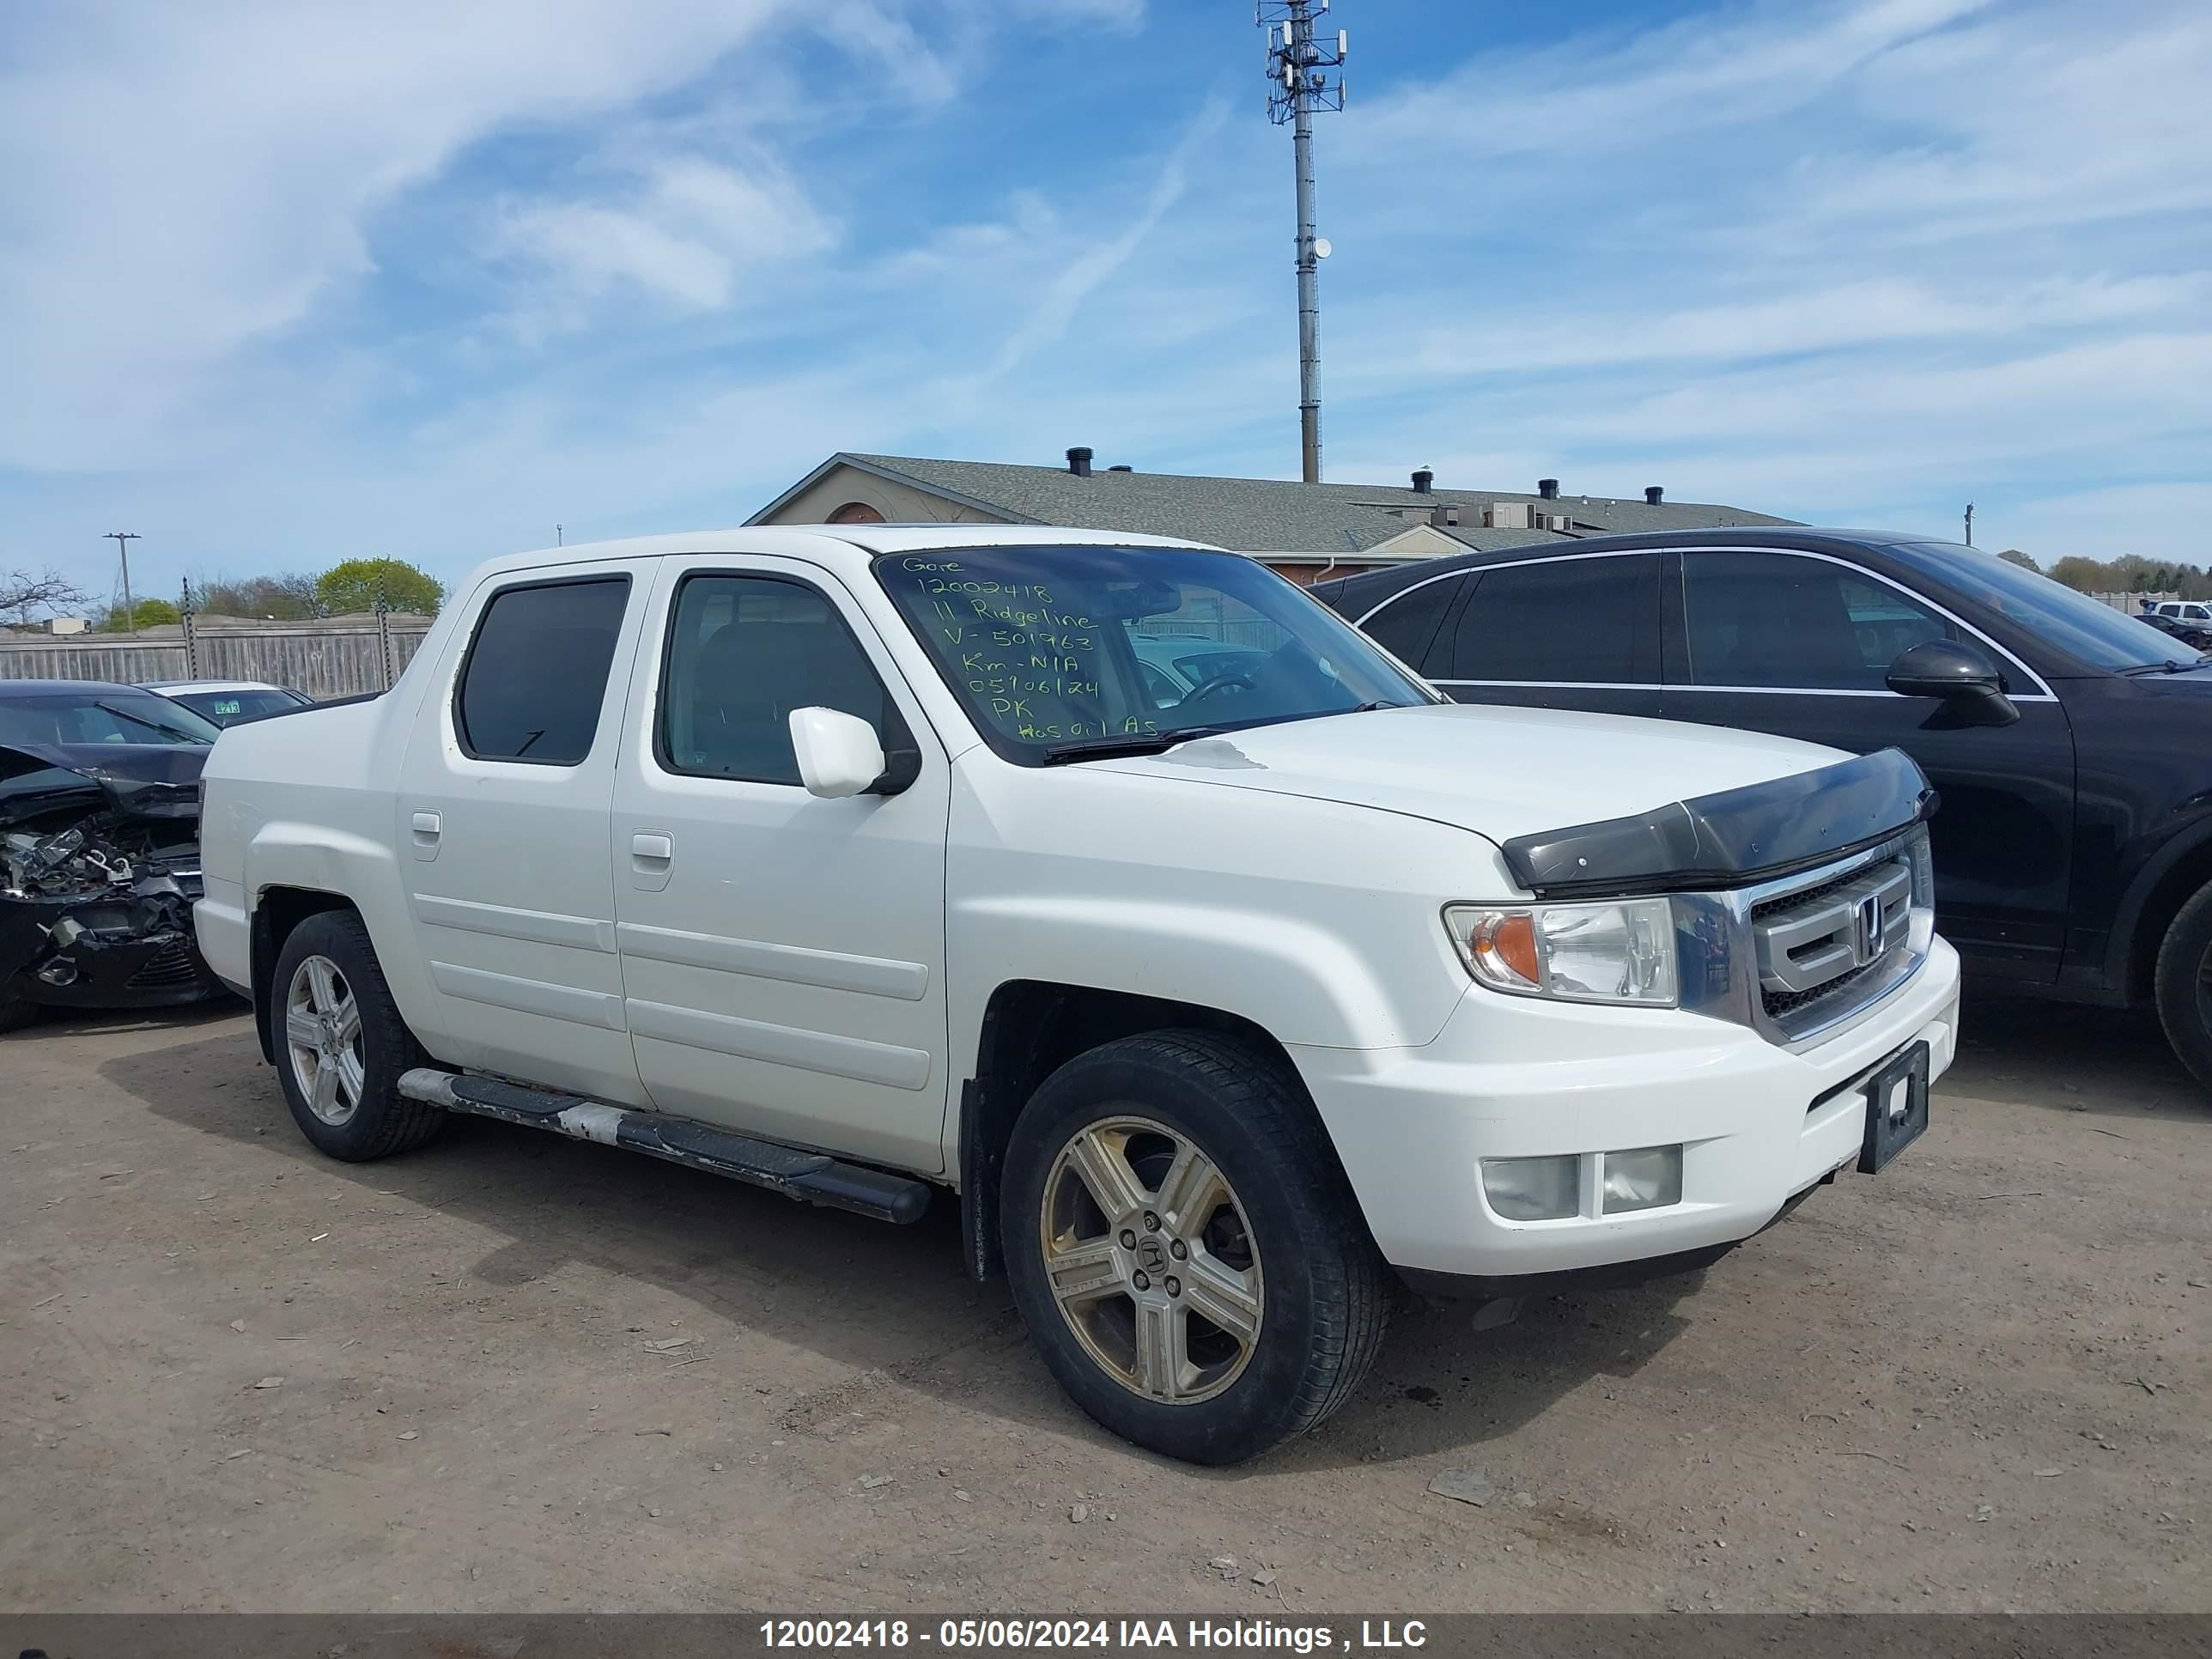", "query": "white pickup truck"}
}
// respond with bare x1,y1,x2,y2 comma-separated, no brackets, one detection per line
196,526,1960,1463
